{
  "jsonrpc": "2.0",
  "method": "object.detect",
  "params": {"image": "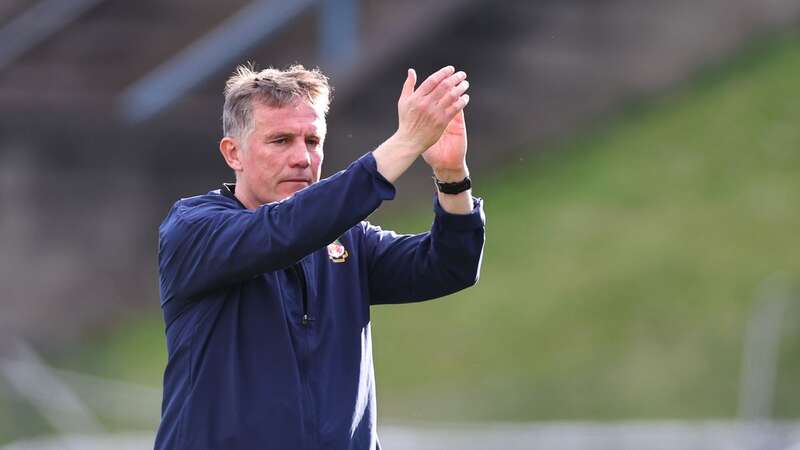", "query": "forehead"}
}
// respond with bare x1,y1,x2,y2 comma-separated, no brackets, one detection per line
251,100,326,135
